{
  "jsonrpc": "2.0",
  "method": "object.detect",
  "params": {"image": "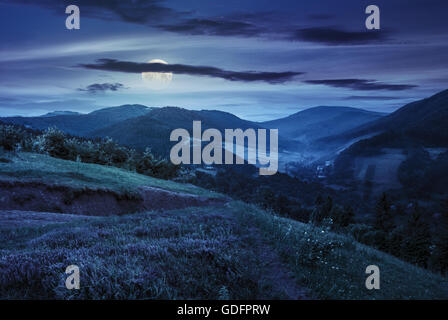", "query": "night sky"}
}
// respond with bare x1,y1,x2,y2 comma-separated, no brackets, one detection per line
1,0,447,120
